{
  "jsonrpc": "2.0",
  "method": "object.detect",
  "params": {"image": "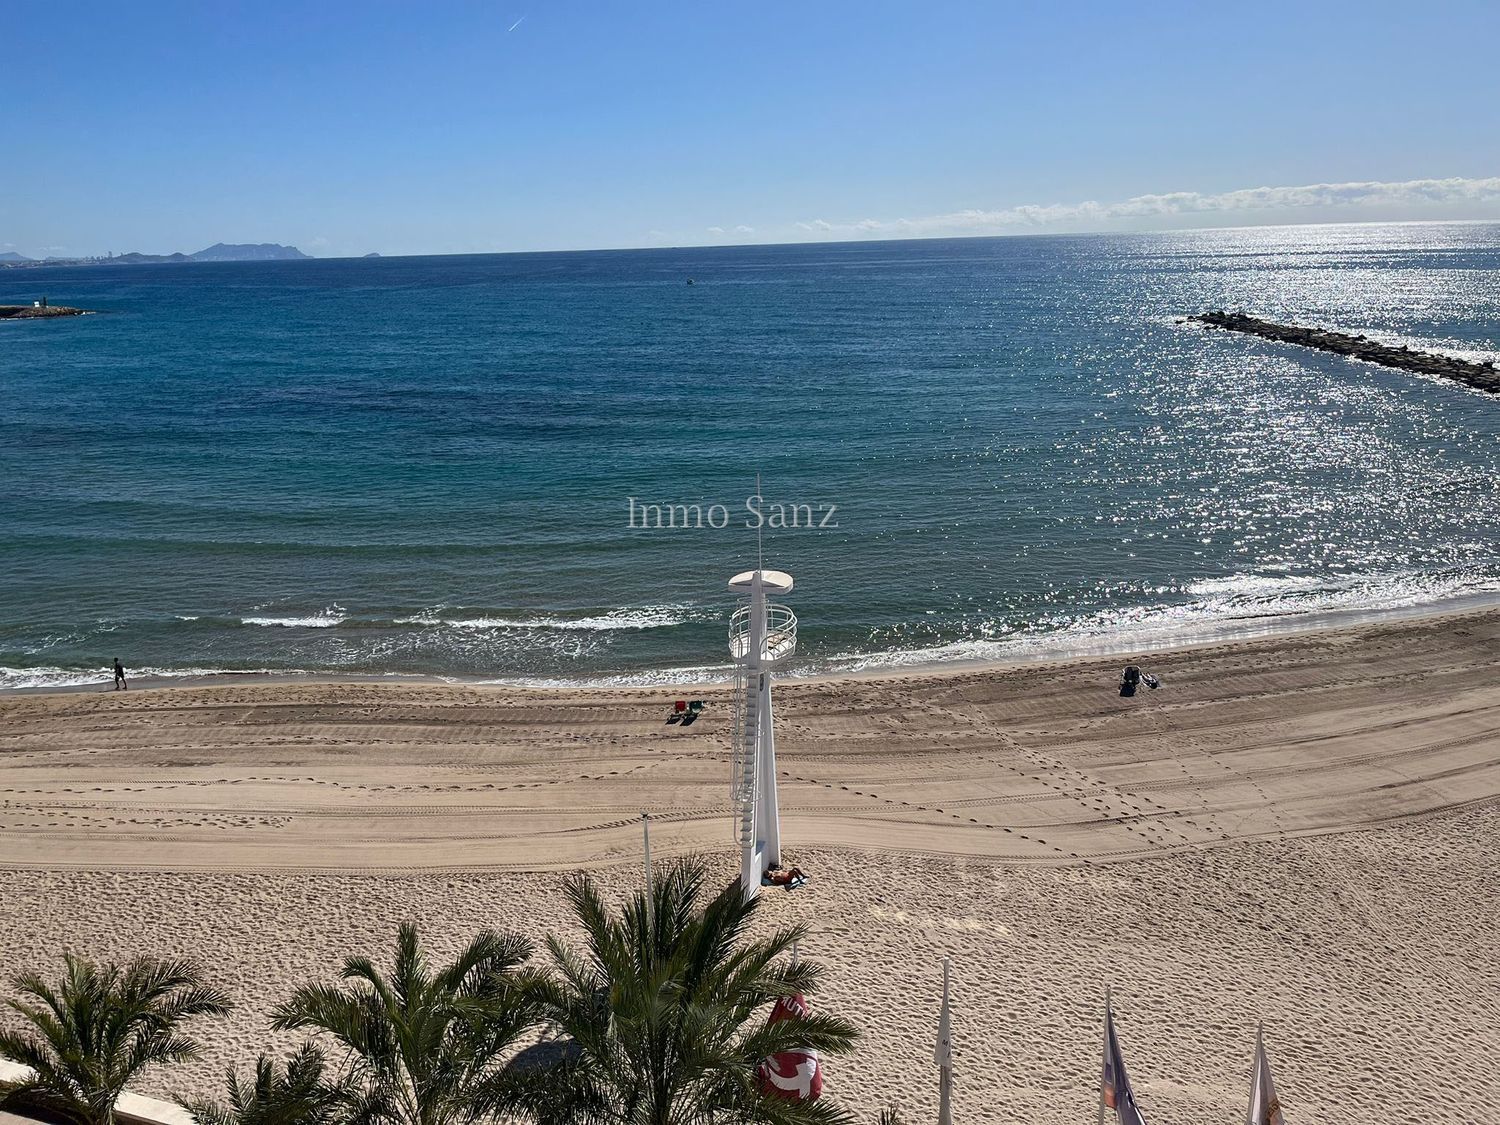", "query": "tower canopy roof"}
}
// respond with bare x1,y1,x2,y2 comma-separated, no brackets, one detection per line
728,569,794,594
